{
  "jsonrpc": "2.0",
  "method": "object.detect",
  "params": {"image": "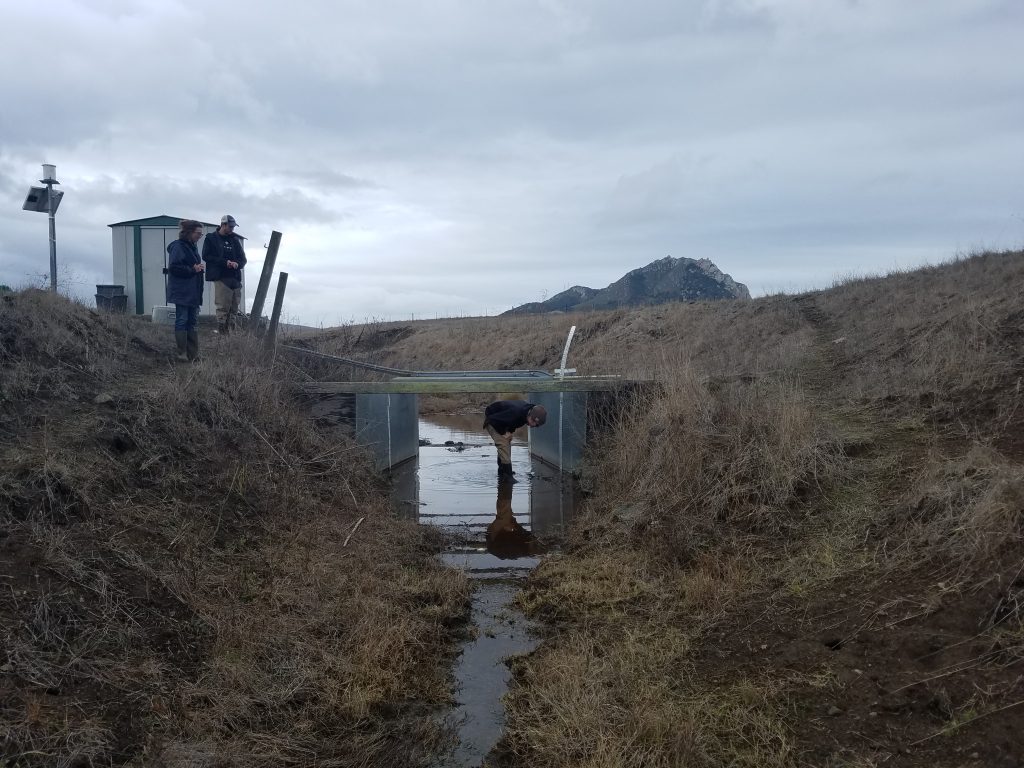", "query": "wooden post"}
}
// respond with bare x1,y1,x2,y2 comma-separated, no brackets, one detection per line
249,230,281,332
264,272,288,354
